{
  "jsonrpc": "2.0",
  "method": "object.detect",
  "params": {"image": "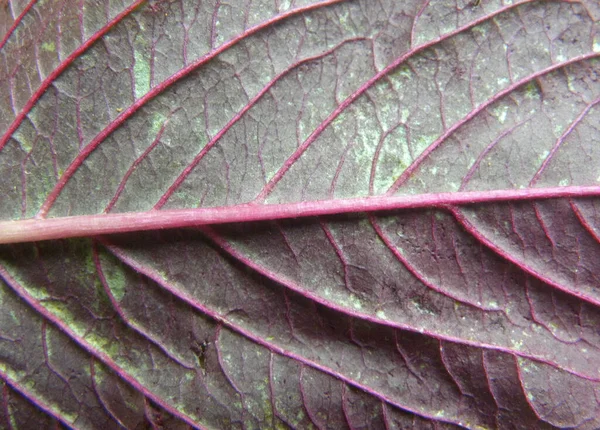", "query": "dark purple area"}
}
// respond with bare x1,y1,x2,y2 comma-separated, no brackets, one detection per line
1,0,600,428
